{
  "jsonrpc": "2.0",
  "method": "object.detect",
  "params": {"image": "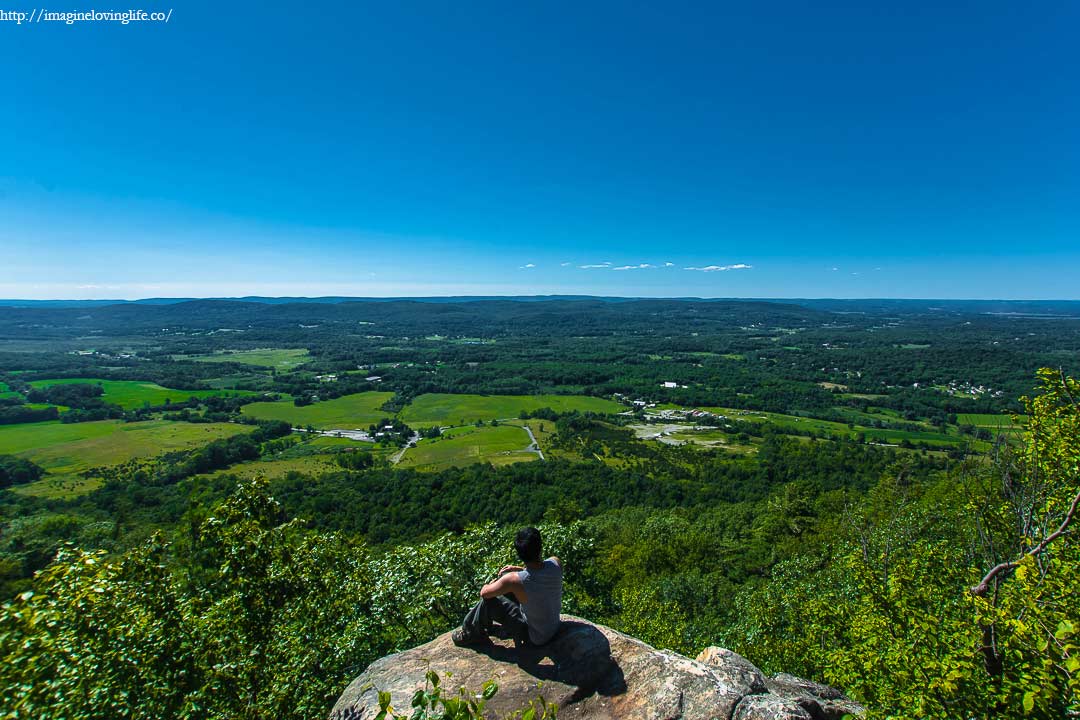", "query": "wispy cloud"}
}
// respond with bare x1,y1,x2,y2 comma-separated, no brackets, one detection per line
683,263,752,272
518,263,536,269
577,261,673,271
560,262,572,267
